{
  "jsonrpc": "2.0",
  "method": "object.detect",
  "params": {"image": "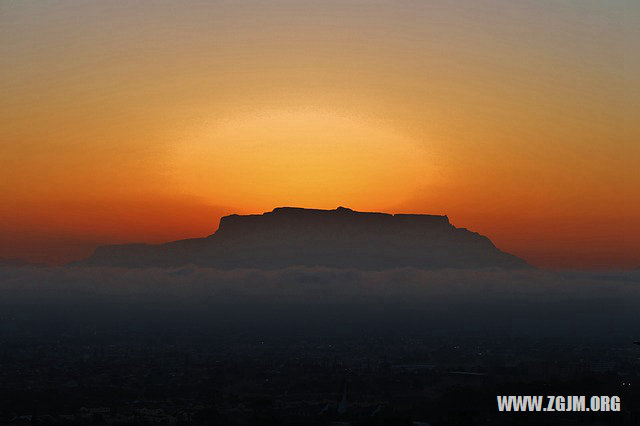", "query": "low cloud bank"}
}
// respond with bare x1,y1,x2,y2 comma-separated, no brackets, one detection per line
1,266,639,341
